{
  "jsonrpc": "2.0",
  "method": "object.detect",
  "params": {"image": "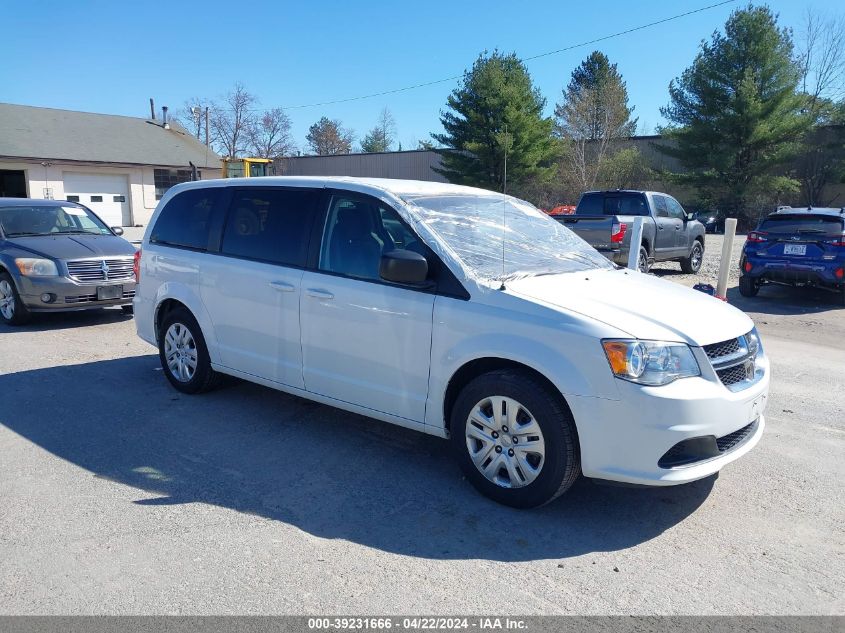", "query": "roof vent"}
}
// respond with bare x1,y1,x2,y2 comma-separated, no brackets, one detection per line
162,106,170,130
